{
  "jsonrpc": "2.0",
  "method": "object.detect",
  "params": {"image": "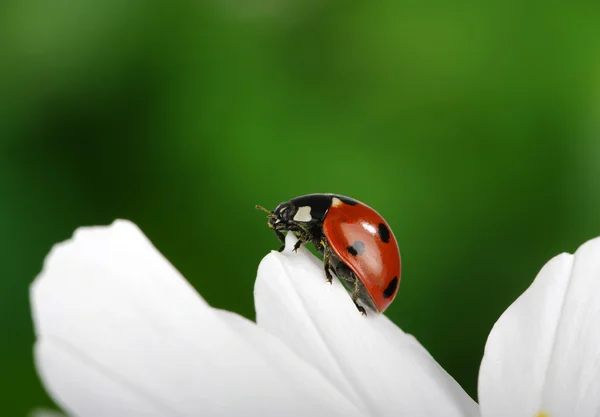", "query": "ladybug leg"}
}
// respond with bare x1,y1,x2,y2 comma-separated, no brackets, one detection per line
336,263,367,315
273,225,310,252
322,245,335,284
351,280,367,316
288,224,313,253
274,230,286,252
292,239,304,252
